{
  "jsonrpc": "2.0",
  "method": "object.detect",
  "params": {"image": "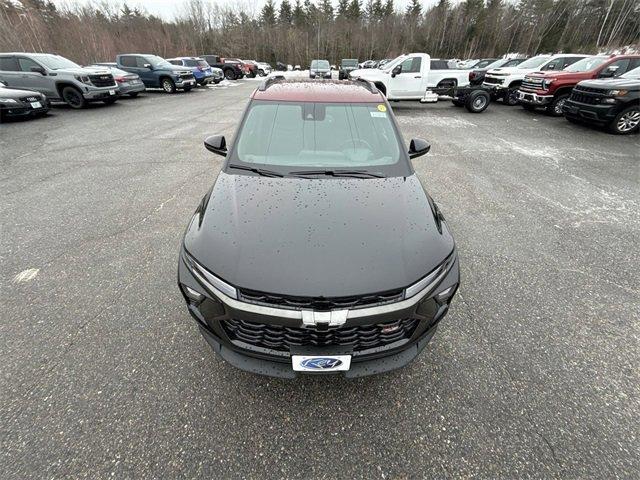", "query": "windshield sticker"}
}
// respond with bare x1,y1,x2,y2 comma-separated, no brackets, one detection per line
370,111,387,118
377,104,387,112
